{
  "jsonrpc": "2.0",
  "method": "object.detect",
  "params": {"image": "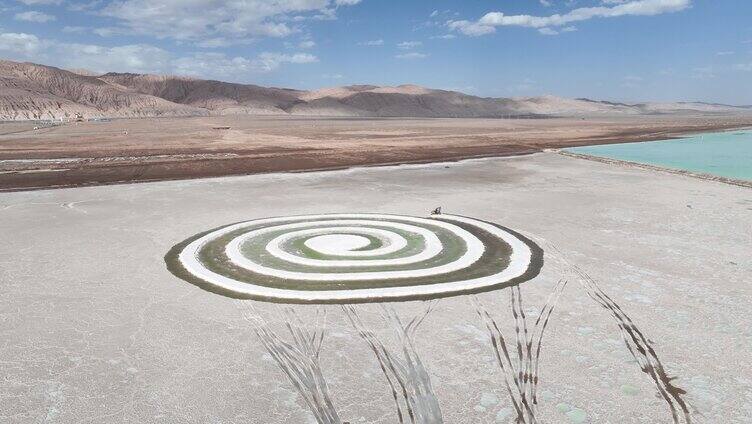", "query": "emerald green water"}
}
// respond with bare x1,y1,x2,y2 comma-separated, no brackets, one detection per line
565,129,752,181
